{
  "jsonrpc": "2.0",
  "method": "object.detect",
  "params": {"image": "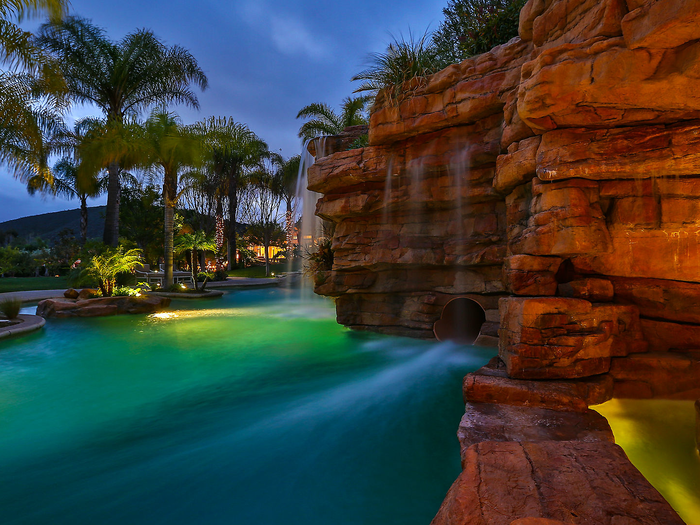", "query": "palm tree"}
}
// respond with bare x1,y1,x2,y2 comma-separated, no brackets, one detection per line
36,16,208,246
193,117,268,270
296,96,372,140
140,110,200,288
351,31,445,100
174,231,216,291
269,153,300,259
81,246,142,297
0,1,69,188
